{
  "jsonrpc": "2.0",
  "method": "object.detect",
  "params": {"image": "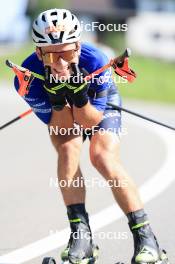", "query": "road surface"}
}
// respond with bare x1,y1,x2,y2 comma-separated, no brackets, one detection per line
0,84,175,264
